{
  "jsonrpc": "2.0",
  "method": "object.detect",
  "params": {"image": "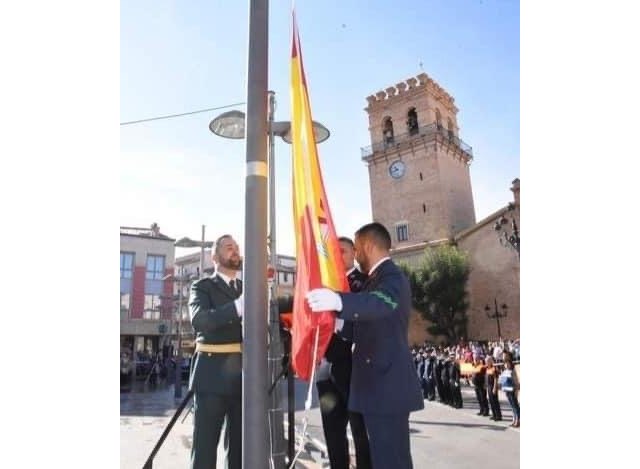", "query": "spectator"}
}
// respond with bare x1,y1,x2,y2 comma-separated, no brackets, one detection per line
500,357,520,427
492,342,503,362
485,356,502,421
471,355,489,416
448,353,463,409
423,351,437,401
